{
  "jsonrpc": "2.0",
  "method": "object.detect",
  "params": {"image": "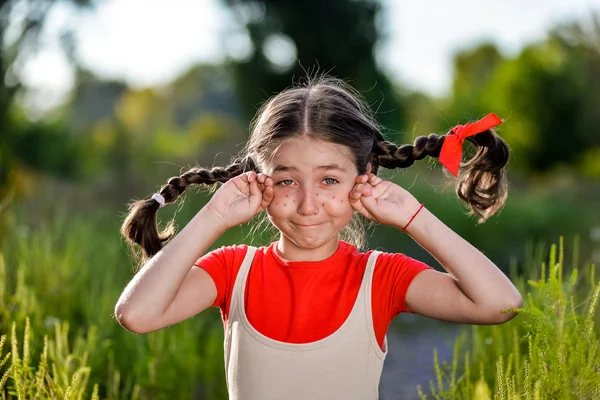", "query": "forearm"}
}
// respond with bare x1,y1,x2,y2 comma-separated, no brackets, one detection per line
401,205,522,309
115,206,228,320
